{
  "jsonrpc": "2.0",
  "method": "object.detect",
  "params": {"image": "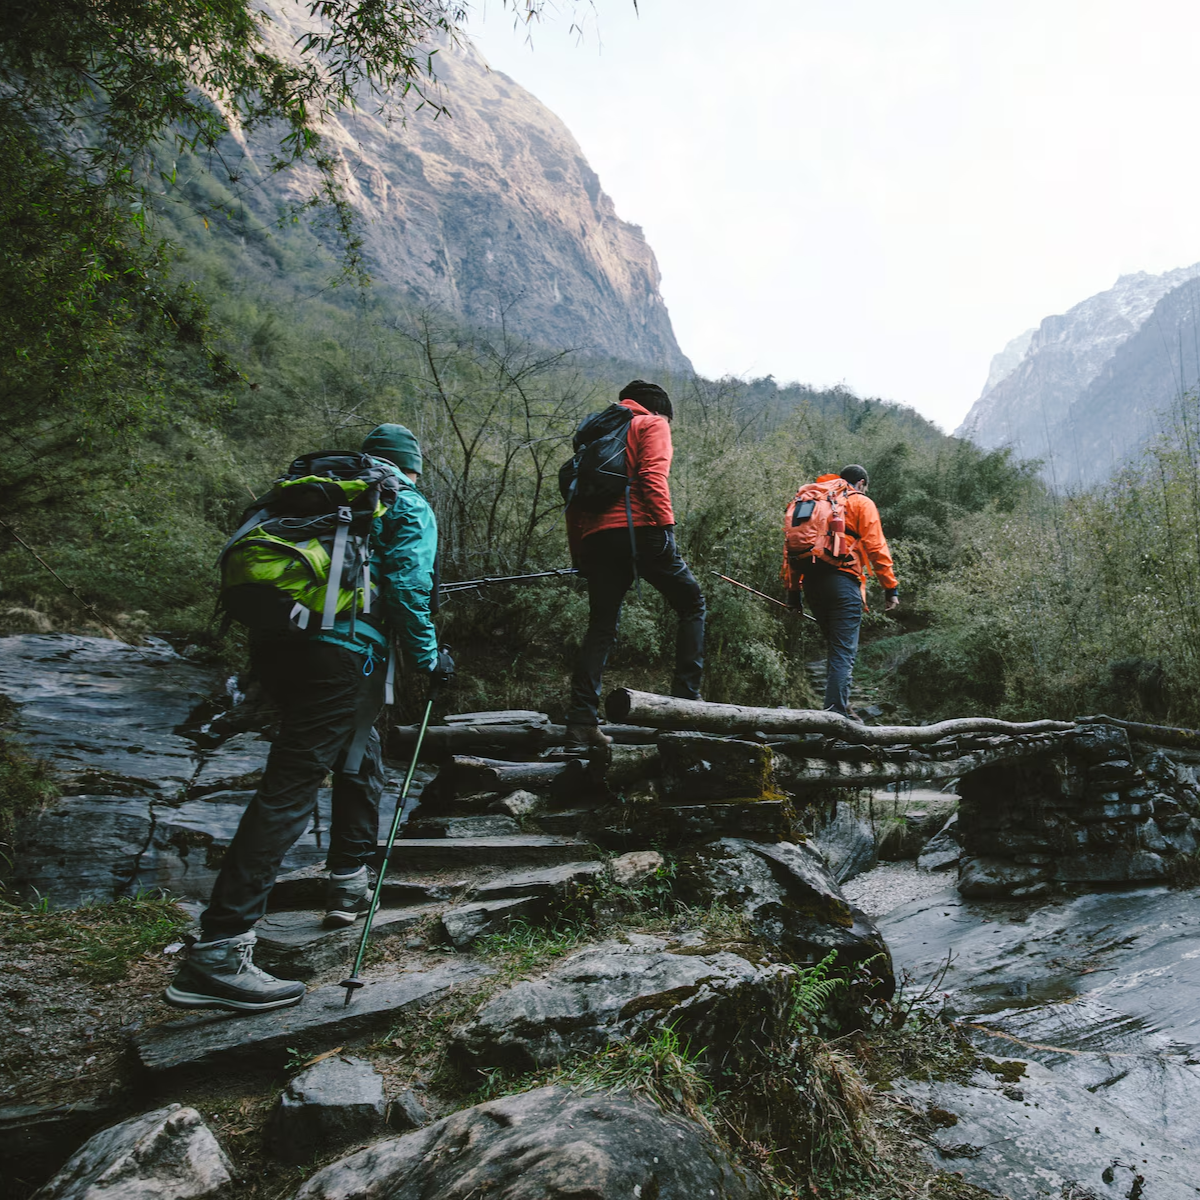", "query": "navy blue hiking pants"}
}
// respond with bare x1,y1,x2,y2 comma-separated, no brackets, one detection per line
201,639,385,940
802,565,863,717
